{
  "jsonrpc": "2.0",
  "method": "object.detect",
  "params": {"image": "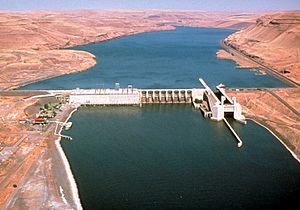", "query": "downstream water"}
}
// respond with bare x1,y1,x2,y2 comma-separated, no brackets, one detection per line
22,27,299,209
62,105,300,209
